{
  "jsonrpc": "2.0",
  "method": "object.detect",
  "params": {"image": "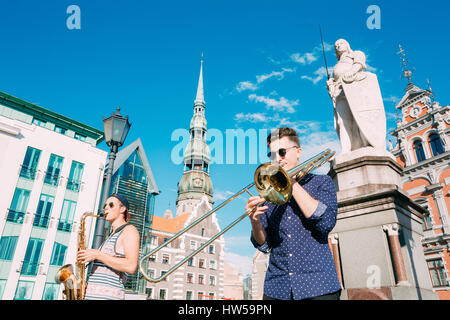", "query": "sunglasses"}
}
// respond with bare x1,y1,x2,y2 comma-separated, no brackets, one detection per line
103,202,115,210
267,146,298,160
